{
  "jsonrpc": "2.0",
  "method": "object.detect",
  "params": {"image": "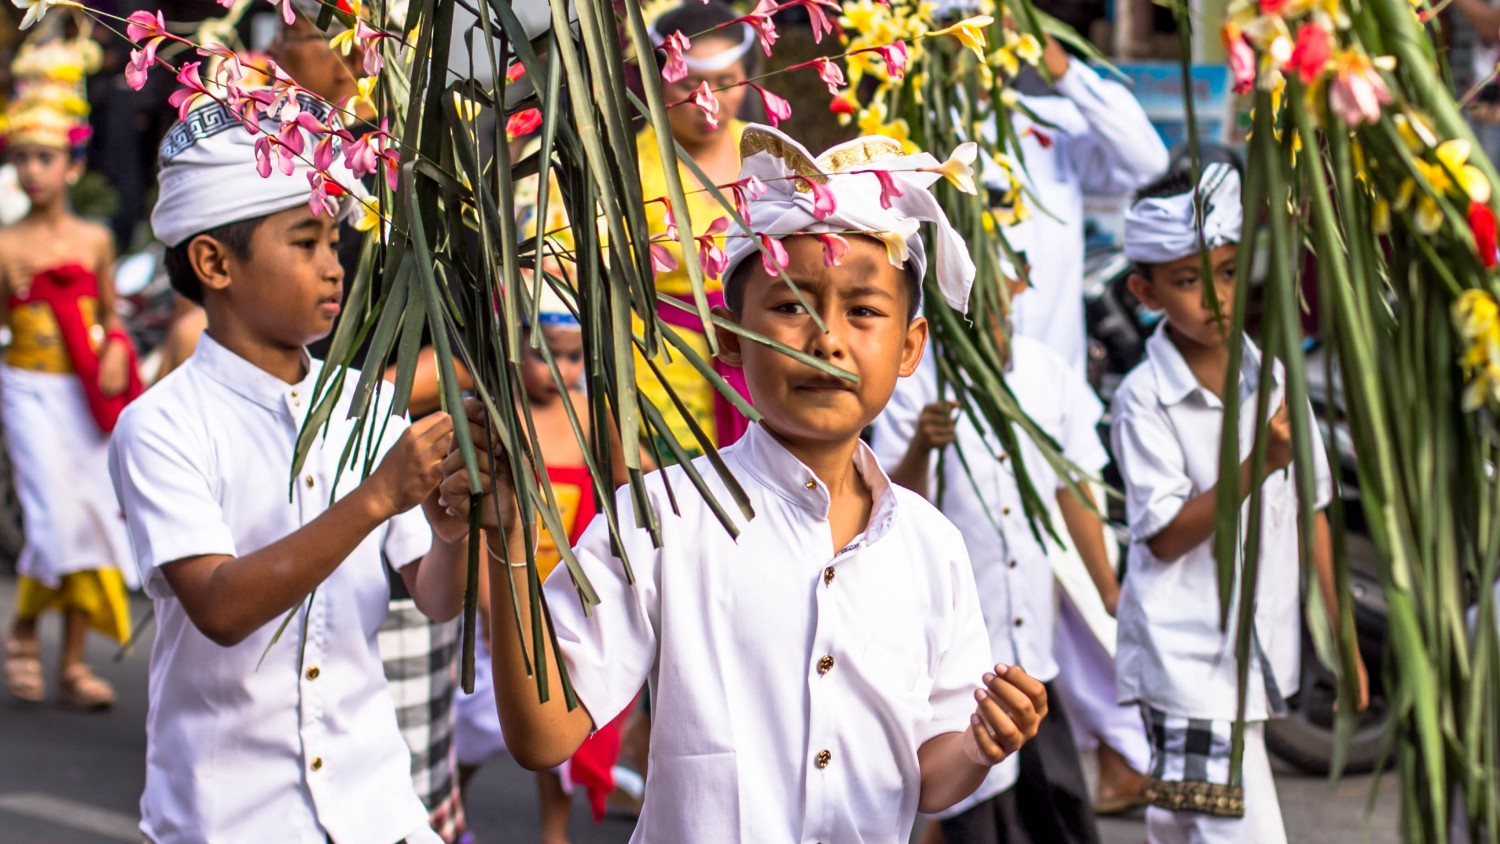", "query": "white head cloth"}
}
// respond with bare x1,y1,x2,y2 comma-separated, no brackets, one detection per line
1123,162,1242,265
721,125,977,313
151,92,363,248
649,21,755,73
535,285,581,330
